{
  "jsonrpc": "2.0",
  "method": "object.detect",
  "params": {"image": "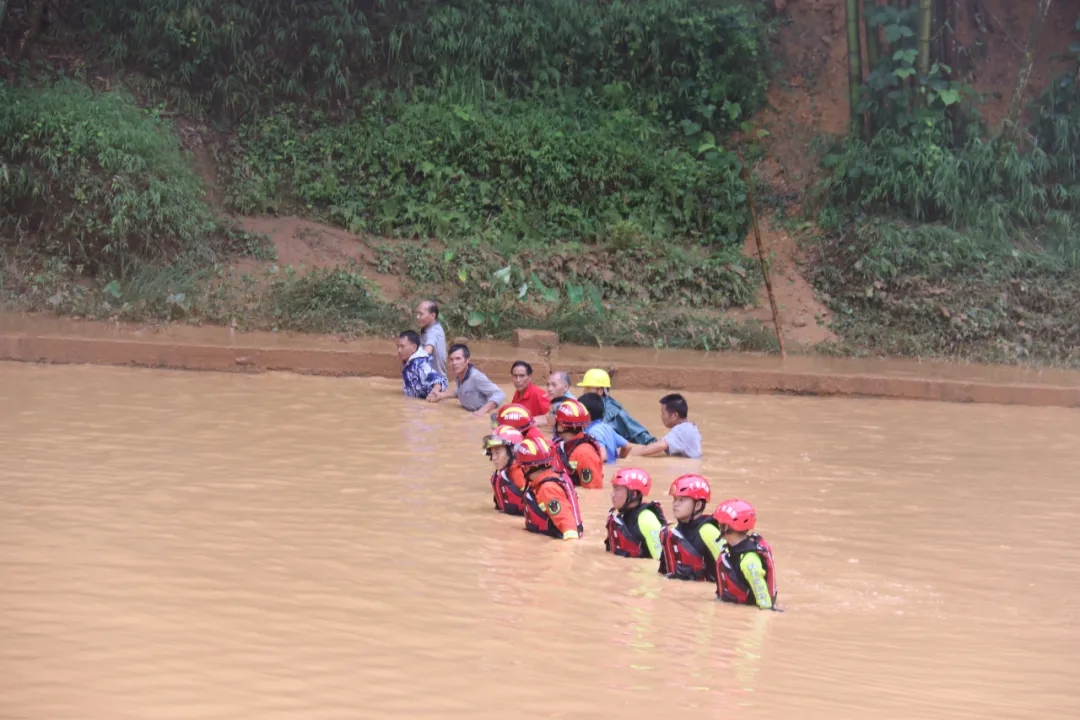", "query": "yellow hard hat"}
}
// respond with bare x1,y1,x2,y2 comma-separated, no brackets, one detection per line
577,368,611,389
